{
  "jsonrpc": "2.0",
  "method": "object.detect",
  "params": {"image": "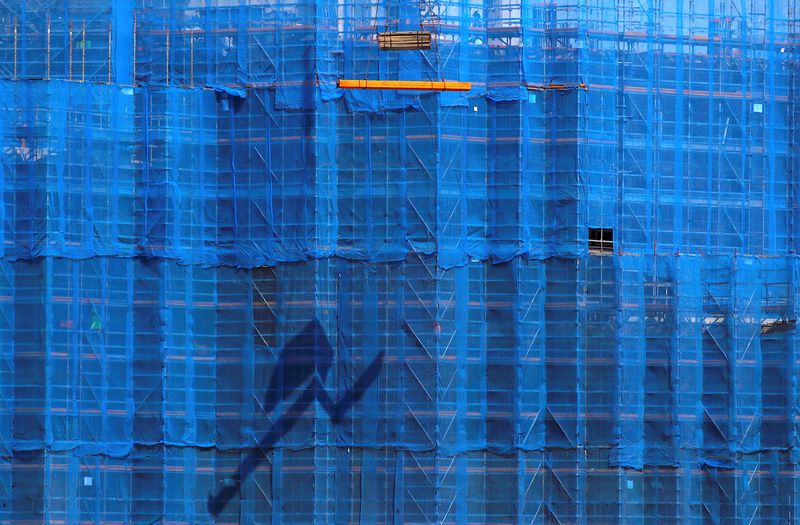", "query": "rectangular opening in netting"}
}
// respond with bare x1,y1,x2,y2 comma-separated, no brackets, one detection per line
589,228,614,255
